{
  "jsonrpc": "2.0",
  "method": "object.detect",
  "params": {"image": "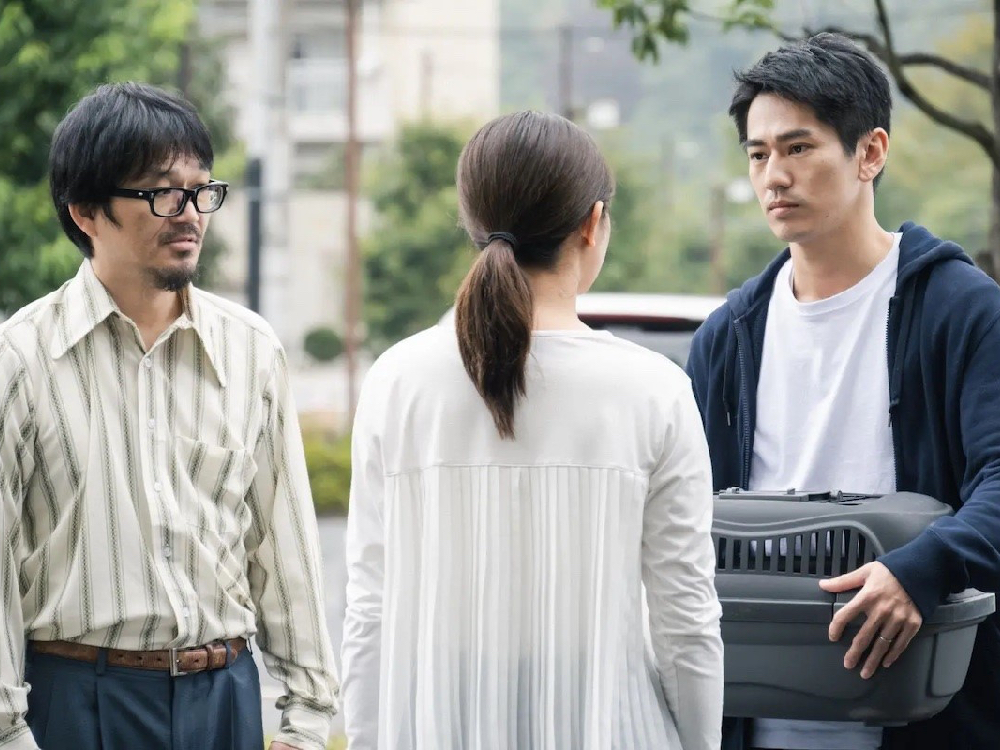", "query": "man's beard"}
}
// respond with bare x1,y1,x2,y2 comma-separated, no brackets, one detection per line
153,224,201,291
148,264,198,292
